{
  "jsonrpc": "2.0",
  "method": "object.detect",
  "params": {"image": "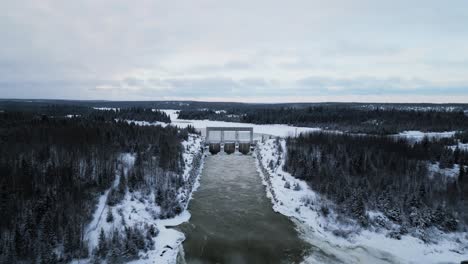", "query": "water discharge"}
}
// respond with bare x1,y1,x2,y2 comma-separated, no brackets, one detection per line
177,154,310,264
